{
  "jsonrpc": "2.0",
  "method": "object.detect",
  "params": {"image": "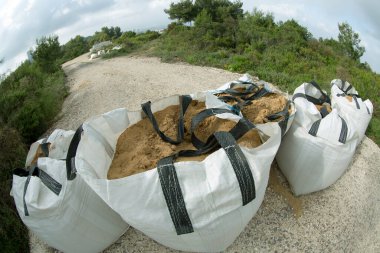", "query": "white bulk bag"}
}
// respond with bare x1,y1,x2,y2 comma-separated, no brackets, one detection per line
276,82,359,196
330,79,373,143
11,129,128,253
213,74,296,136
71,94,282,252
